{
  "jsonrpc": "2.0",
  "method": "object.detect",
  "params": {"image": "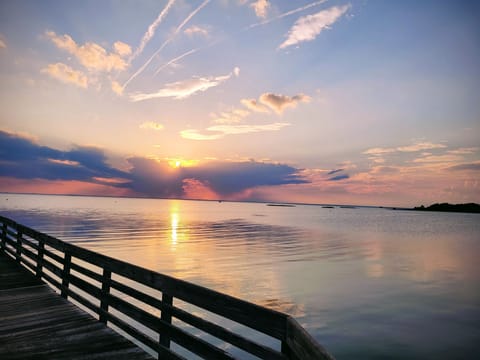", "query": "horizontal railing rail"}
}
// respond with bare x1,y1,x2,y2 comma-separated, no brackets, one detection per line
0,215,334,360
